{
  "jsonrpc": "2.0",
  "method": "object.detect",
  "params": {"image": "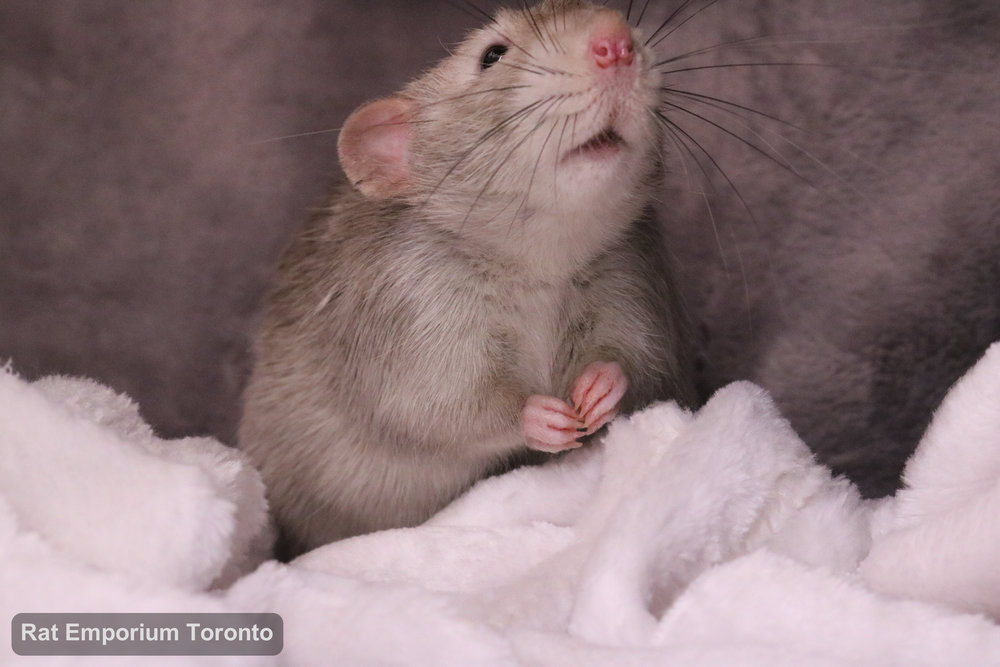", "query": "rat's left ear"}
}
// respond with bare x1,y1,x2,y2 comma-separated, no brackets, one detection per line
337,96,414,200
